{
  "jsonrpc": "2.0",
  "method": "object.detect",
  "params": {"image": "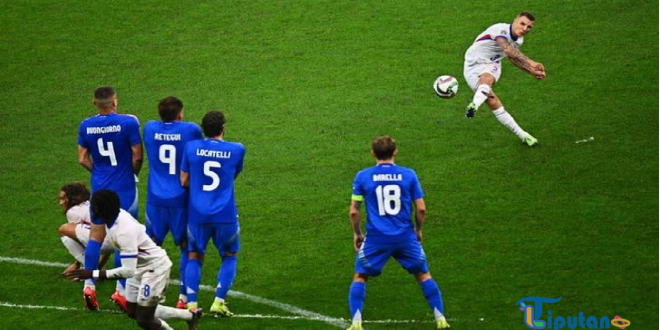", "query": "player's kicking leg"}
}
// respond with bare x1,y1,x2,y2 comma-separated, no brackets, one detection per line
485,90,538,146
465,70,498,119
